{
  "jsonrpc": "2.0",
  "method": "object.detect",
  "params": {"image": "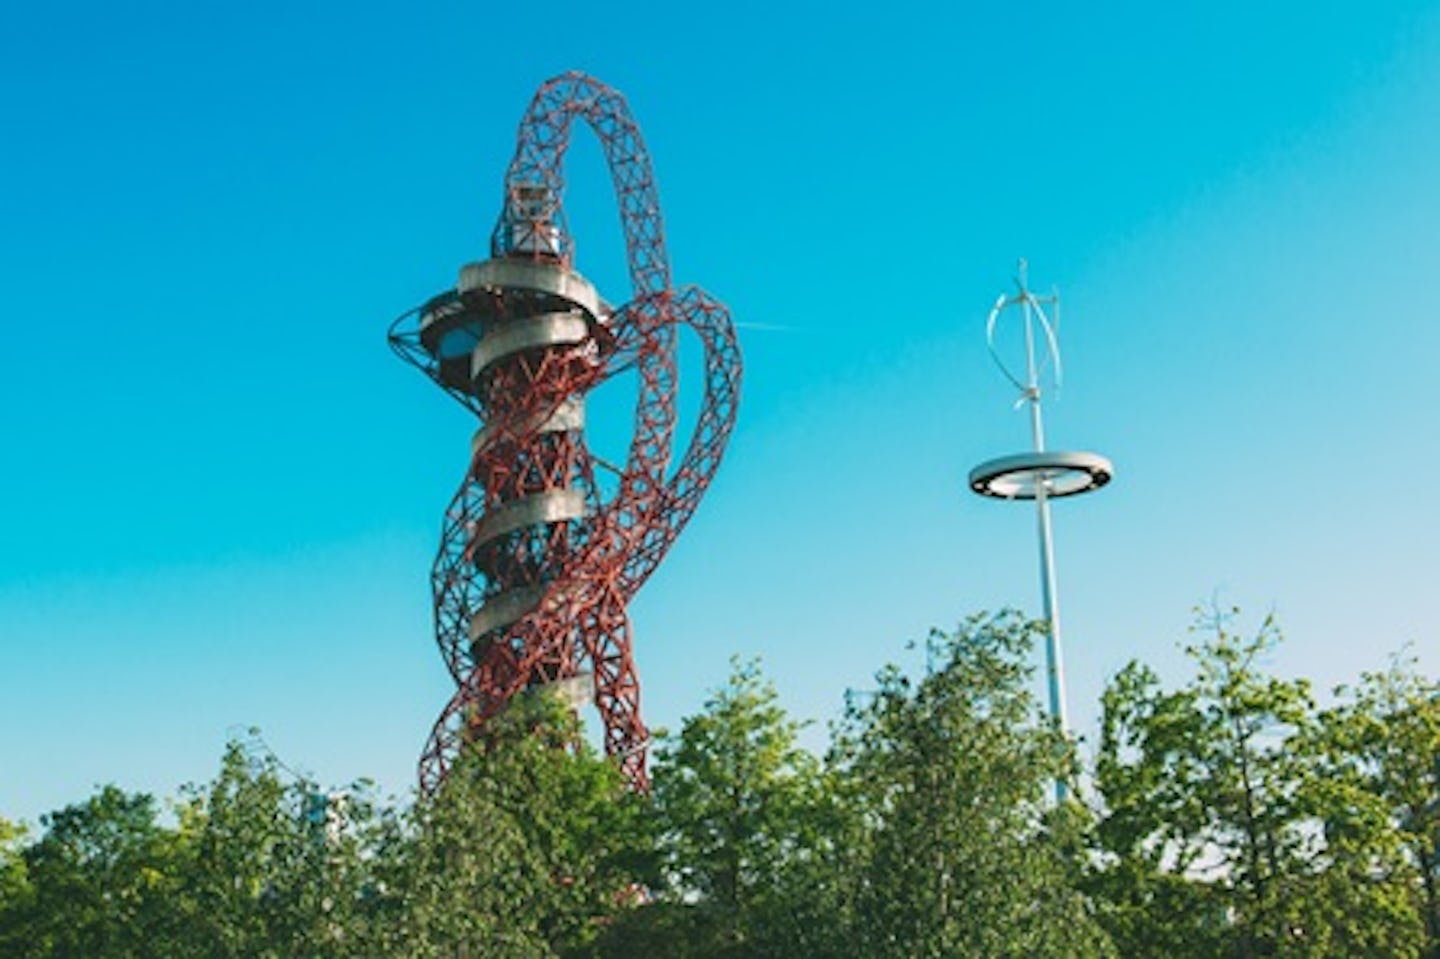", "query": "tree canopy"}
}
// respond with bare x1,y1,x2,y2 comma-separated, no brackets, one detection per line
2,609,1436,957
